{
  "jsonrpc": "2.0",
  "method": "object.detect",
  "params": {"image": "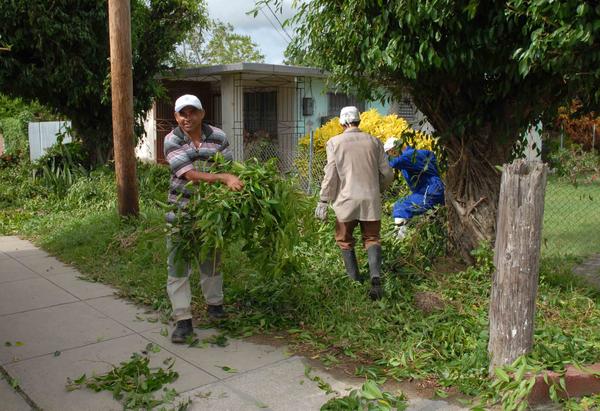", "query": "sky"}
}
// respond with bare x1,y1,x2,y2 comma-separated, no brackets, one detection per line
205,0,296,64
